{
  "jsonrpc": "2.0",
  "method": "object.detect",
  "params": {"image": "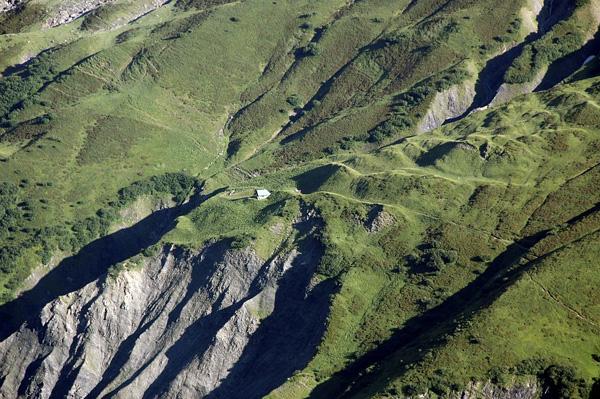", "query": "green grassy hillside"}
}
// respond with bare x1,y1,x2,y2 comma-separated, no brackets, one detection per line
0,0,599,397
